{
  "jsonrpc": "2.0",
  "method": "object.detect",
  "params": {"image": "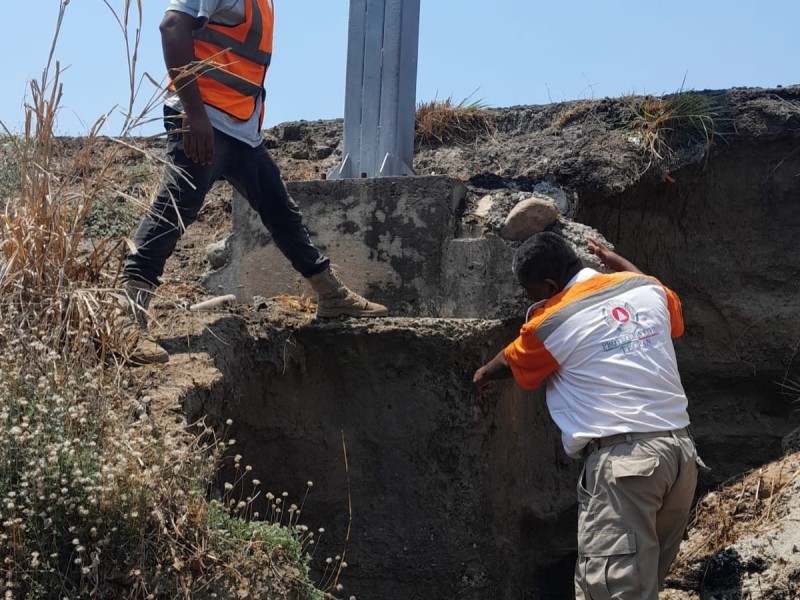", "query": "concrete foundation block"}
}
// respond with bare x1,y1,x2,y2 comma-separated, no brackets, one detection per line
205,176,467,315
